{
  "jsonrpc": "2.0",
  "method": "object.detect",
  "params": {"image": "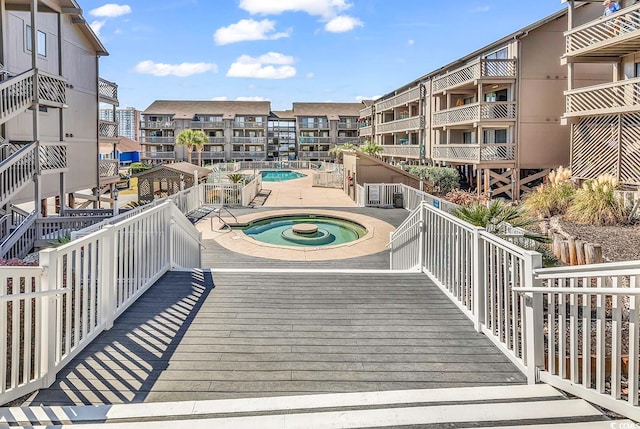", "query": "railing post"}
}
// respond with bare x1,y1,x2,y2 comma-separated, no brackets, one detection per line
38,249,58,388
524,251,544,384
168,216,175,269
472,228,485,333
389,231,394,270
100,225,117,330
417,204,425,272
